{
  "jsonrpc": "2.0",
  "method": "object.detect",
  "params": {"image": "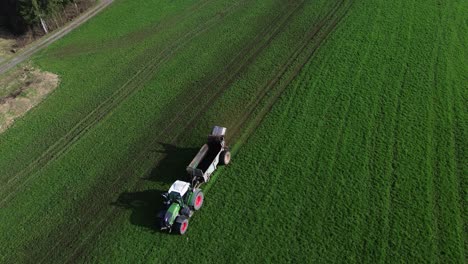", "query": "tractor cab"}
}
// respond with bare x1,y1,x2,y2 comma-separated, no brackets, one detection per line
168,181,190,199
162,180,190,206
